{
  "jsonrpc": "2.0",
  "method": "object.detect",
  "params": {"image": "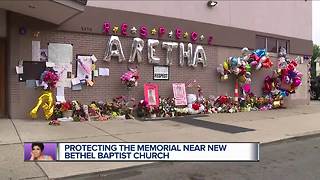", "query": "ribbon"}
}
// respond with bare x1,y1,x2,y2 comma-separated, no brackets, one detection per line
78,59,91,75
30,91,54,120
